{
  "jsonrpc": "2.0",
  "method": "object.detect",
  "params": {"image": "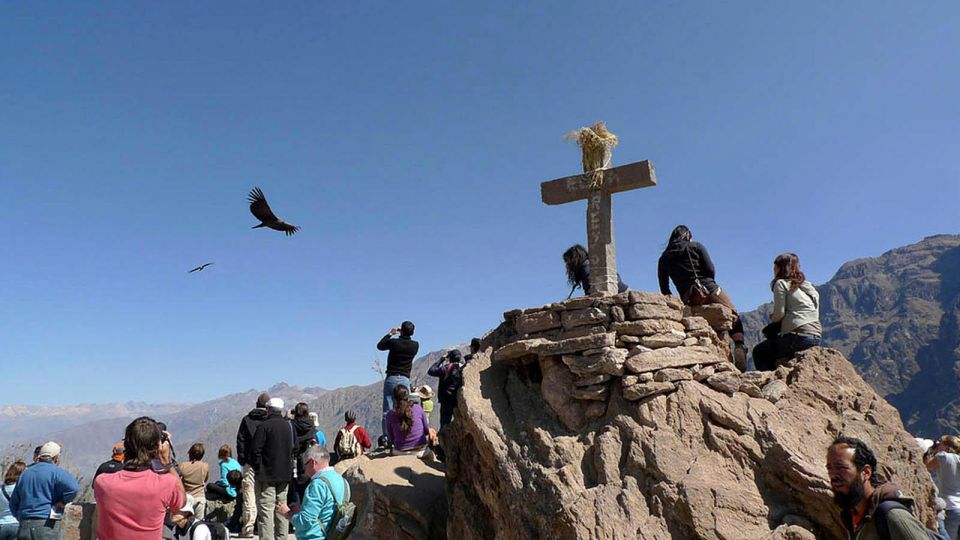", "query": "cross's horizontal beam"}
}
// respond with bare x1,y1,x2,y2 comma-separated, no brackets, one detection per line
541,160,657,206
